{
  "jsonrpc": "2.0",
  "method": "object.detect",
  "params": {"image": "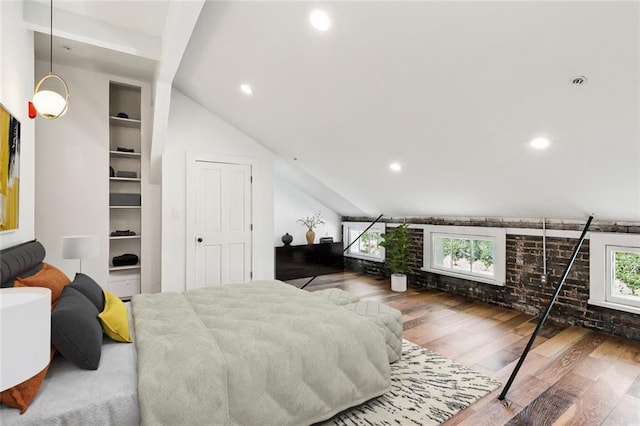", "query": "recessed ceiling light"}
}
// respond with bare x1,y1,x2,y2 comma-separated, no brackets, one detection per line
239,83,254,96
389,162,402,172
309,10,331,31
529,137,552,150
